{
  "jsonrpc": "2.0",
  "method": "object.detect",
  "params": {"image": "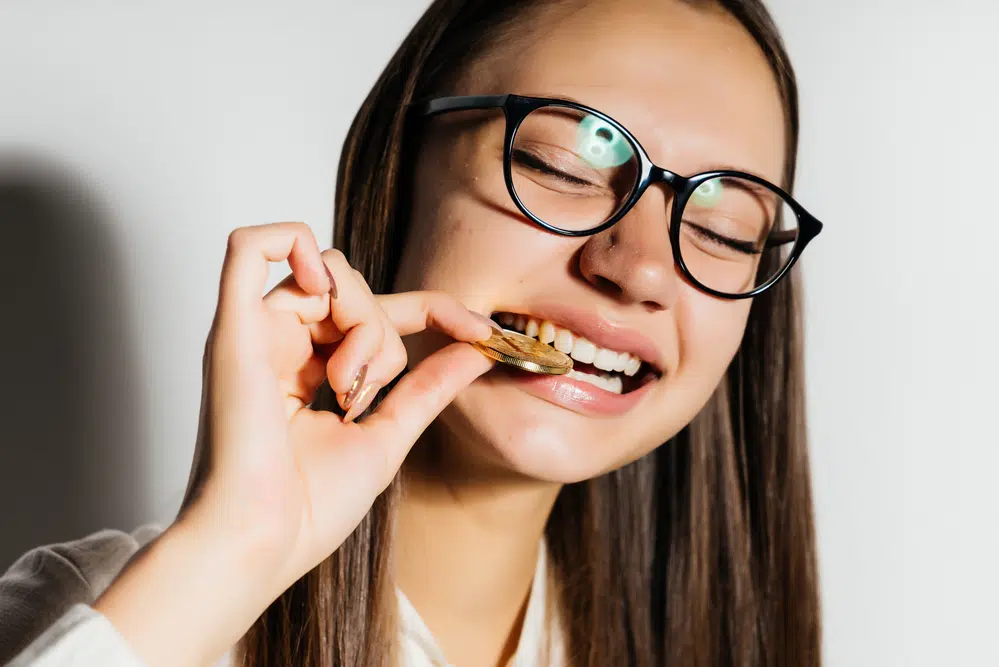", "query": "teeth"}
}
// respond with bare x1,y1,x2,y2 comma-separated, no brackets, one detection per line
554,328,574,354
570,338,596,364
594,347,618,372
613,352,629,373
496,314,647,381
567,369,625,394
539,321,556,344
